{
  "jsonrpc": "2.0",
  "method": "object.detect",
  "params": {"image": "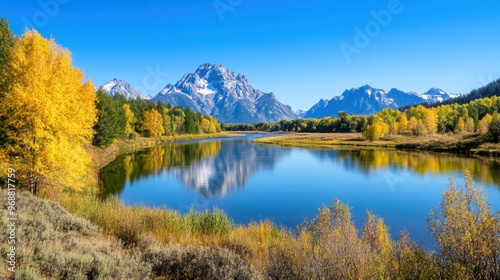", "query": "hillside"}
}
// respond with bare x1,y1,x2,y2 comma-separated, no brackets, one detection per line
0,191,259,279
426,78,500,107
